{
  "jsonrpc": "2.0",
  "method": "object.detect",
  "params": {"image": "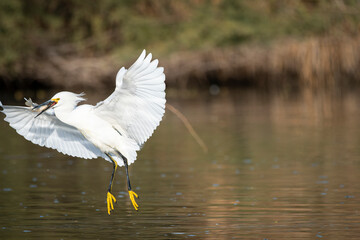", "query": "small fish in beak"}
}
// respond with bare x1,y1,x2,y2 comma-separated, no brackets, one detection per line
33,99,58,118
